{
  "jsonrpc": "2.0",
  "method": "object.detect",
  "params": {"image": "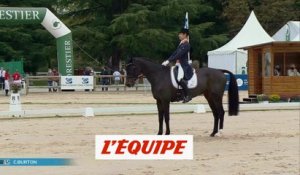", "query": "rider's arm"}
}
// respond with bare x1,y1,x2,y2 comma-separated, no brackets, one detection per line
167,50,178,62
168,42,190,62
